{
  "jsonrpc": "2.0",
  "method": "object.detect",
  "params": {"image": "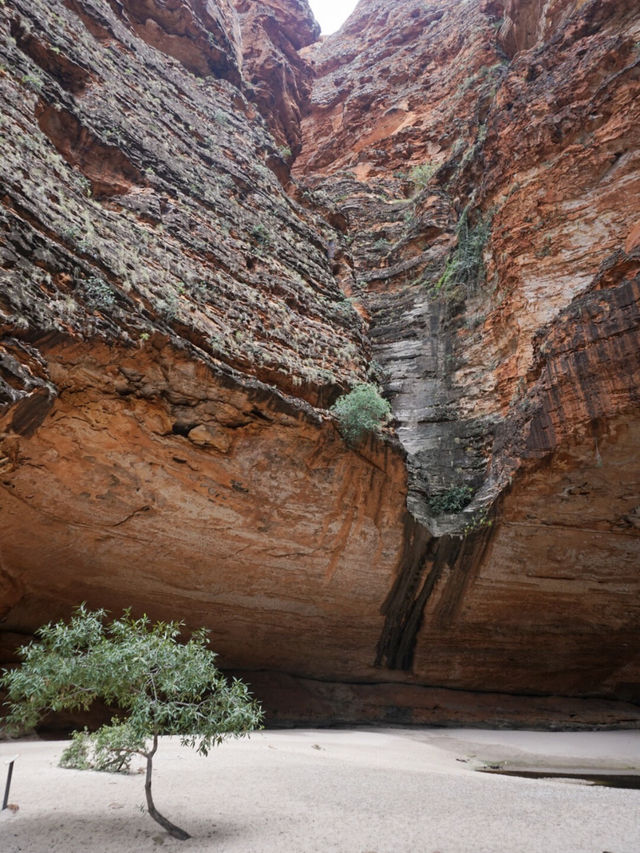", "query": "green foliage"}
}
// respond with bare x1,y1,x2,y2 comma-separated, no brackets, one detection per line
82,276,116,310
428,485,474,515
435,206,492,294
76,174,92,197
462,510,493,536
1,605,262,750
60,721,145,773
330,383,391,445
250,224,271,246
58,728,92,770
1,605,263,839
277,145,292,160
409,162,436,190
21,73,43,91
155,292,179,320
